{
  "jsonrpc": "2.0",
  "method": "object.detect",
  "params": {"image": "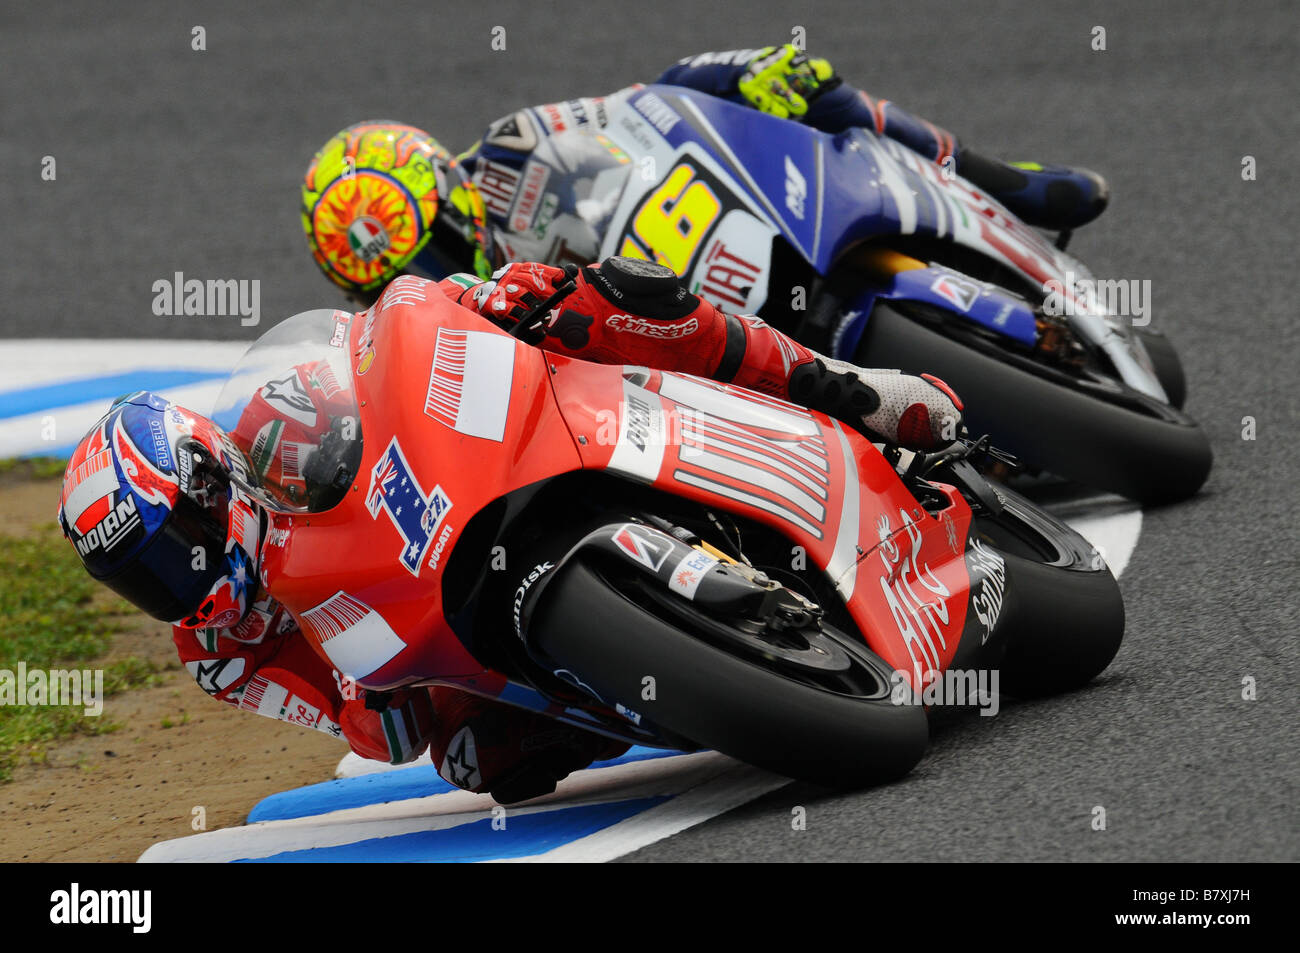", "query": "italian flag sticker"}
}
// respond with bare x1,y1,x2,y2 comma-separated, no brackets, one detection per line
252,420,284,477
348,217,391,261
